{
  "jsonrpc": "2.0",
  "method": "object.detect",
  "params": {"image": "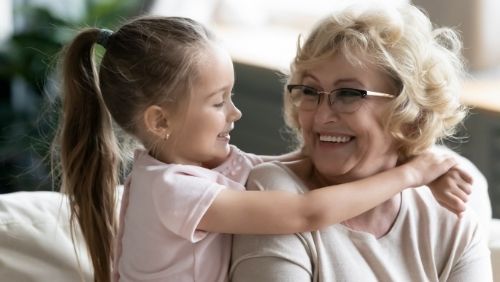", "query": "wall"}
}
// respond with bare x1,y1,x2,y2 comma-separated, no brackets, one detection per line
412,0,500,71
231,63,294,155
